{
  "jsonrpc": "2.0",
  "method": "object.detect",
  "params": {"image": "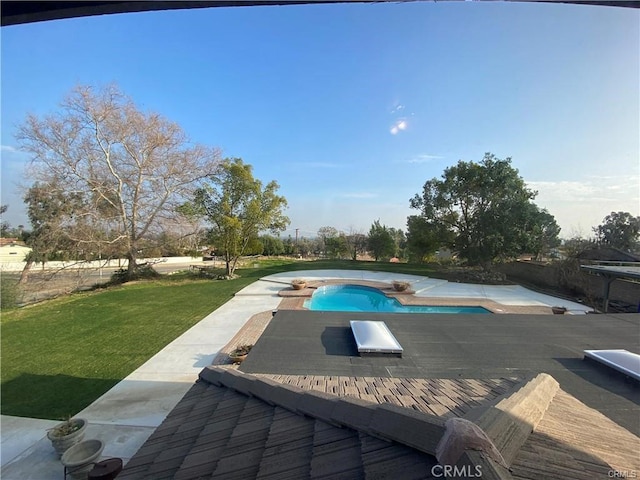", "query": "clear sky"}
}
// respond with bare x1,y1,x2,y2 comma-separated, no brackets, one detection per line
1,1,638,240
